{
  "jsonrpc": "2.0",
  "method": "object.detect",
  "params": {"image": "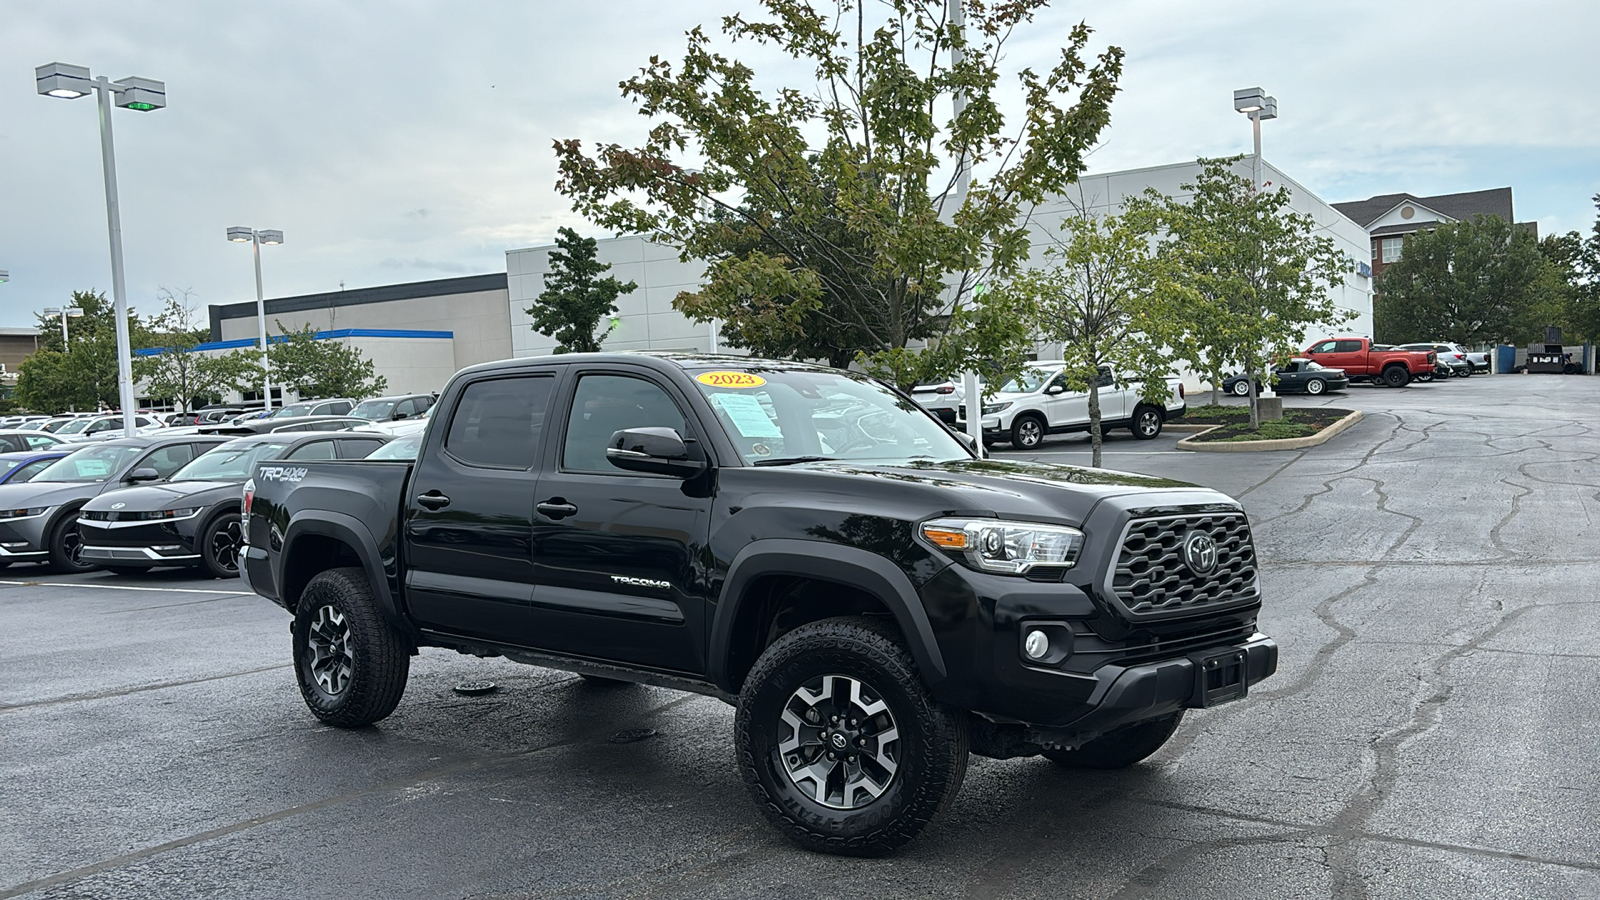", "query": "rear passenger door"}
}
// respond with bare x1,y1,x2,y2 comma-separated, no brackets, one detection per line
525,367,713,674
403,372,557,644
